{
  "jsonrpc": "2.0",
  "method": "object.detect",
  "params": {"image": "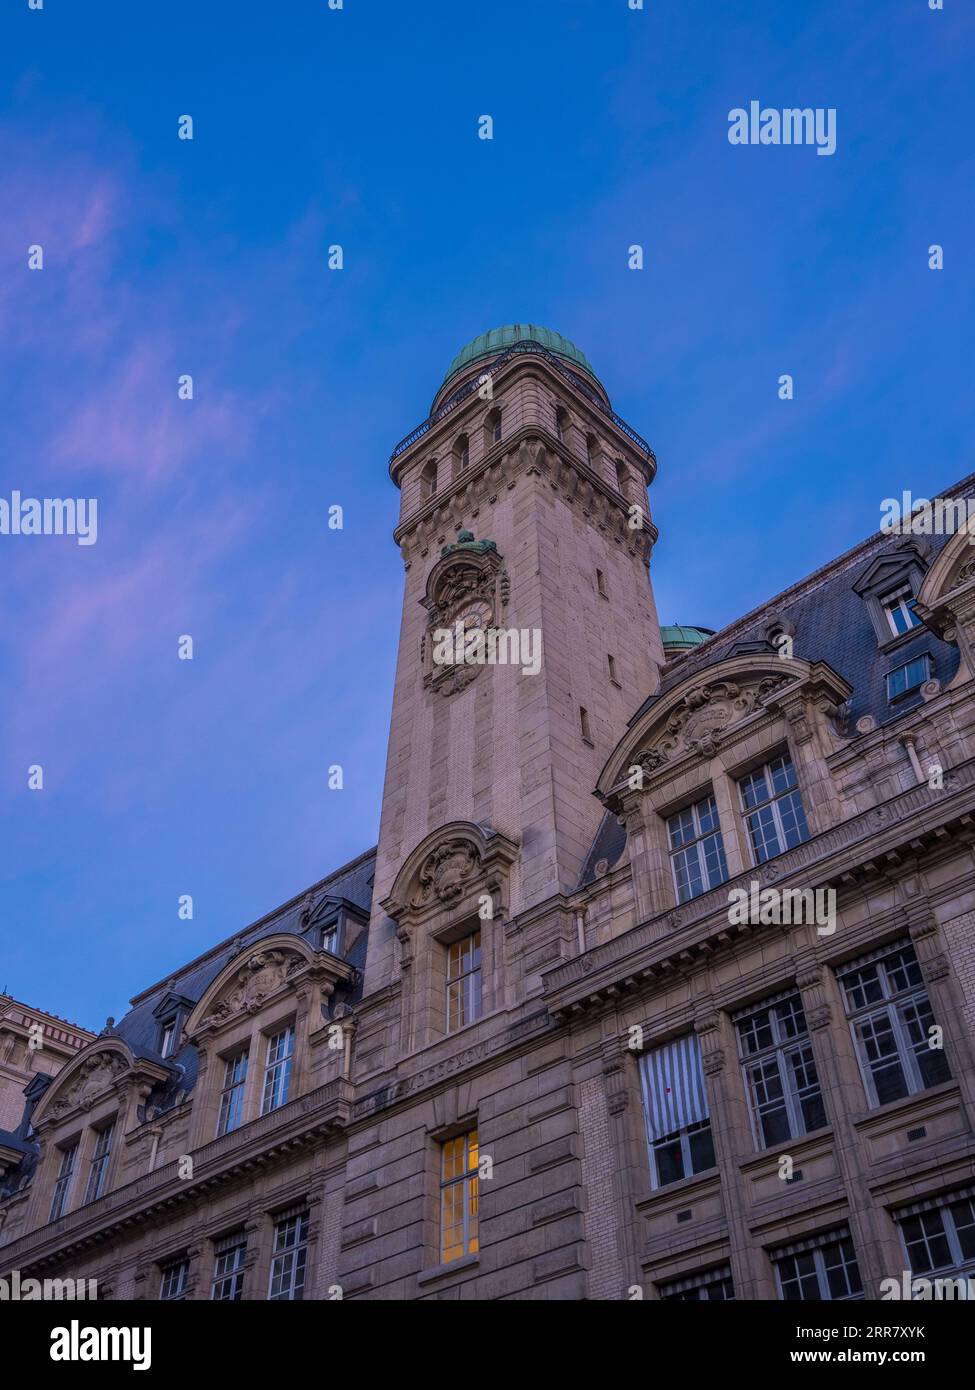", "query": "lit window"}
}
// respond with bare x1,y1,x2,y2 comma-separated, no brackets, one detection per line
735,994,826,1148
440,1130,479,1263
639,1035,715,1188
772,1229,862,1301
211,1232,247,1300
738,754,810,864
446,932,481,1032
49,1141,78,1221
838,942,950,1107
268,1210,309,1300
659,1264,735,1301
260,1026,294,1115
83,1120,116,1204
667,794,729,903
882,586,923,636
897,1194,975,1279
887,655,930,700
216,1049,249,1137
159,1257,189,1301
